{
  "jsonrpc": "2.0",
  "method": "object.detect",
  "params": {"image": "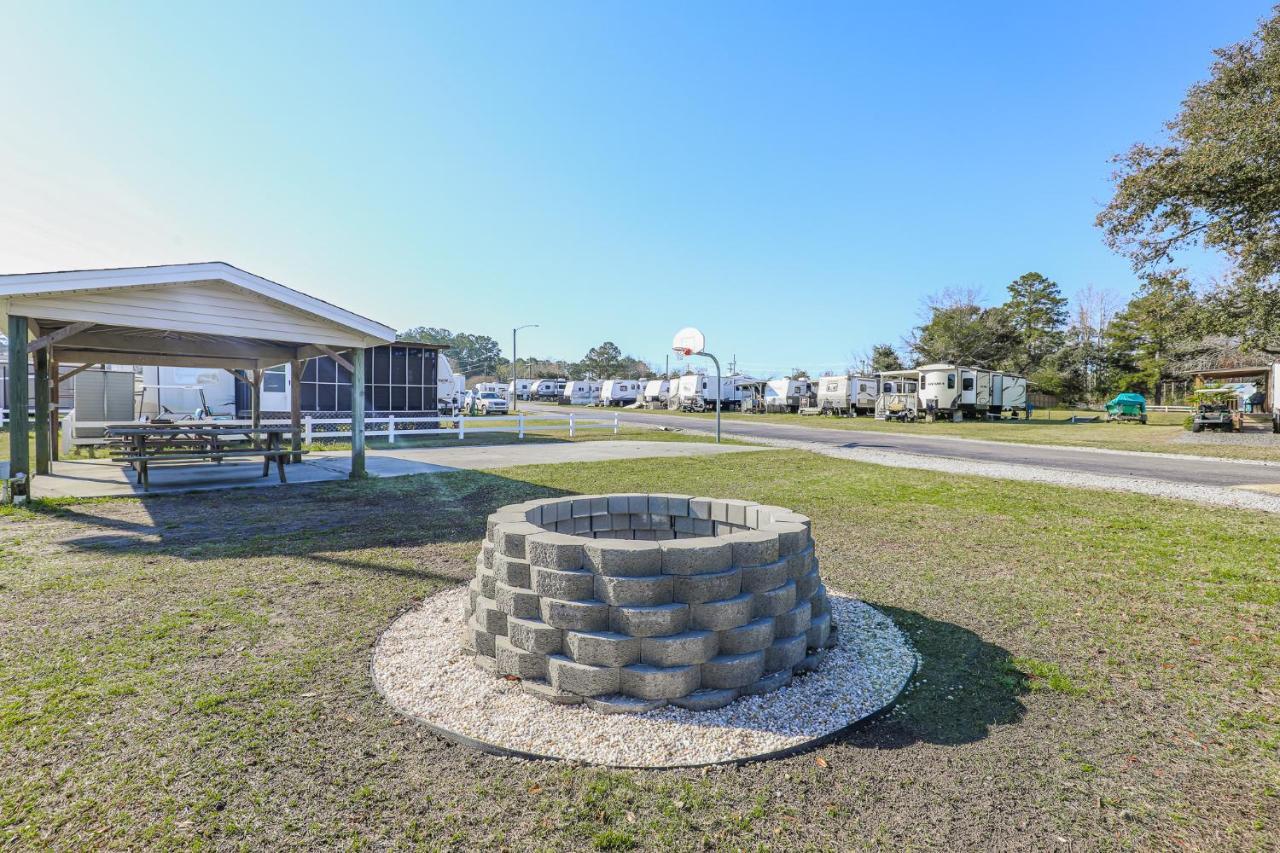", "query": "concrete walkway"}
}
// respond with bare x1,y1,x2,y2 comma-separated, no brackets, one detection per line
23,440,765,499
